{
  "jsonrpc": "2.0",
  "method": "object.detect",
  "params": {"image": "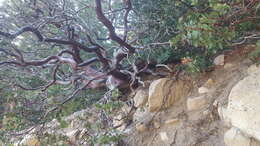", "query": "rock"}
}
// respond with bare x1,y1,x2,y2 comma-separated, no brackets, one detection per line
204,78,215,88
160,132,169,141
224,127,250,146
224,63,234,69
133,107,153,123
224,127,260,146
136,122,148,133
121,103,132,114
153,121,161,129
218,106,231,127
79,129,88,139
66,129,80,142
226,69,260,141
148,78,191,112
198,87,210,94
165,118,179,126
113,114,126,131
134,89,149,108
20,135,39,146
214,54,225,66
187,96,208,111
247,64,260,76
